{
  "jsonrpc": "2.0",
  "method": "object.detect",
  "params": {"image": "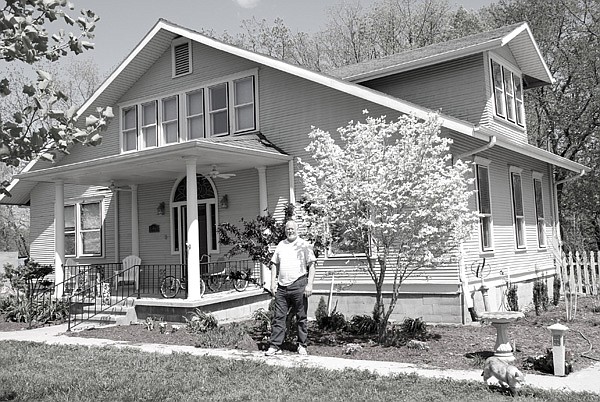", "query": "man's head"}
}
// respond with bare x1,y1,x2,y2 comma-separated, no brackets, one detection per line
284,220,298,242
